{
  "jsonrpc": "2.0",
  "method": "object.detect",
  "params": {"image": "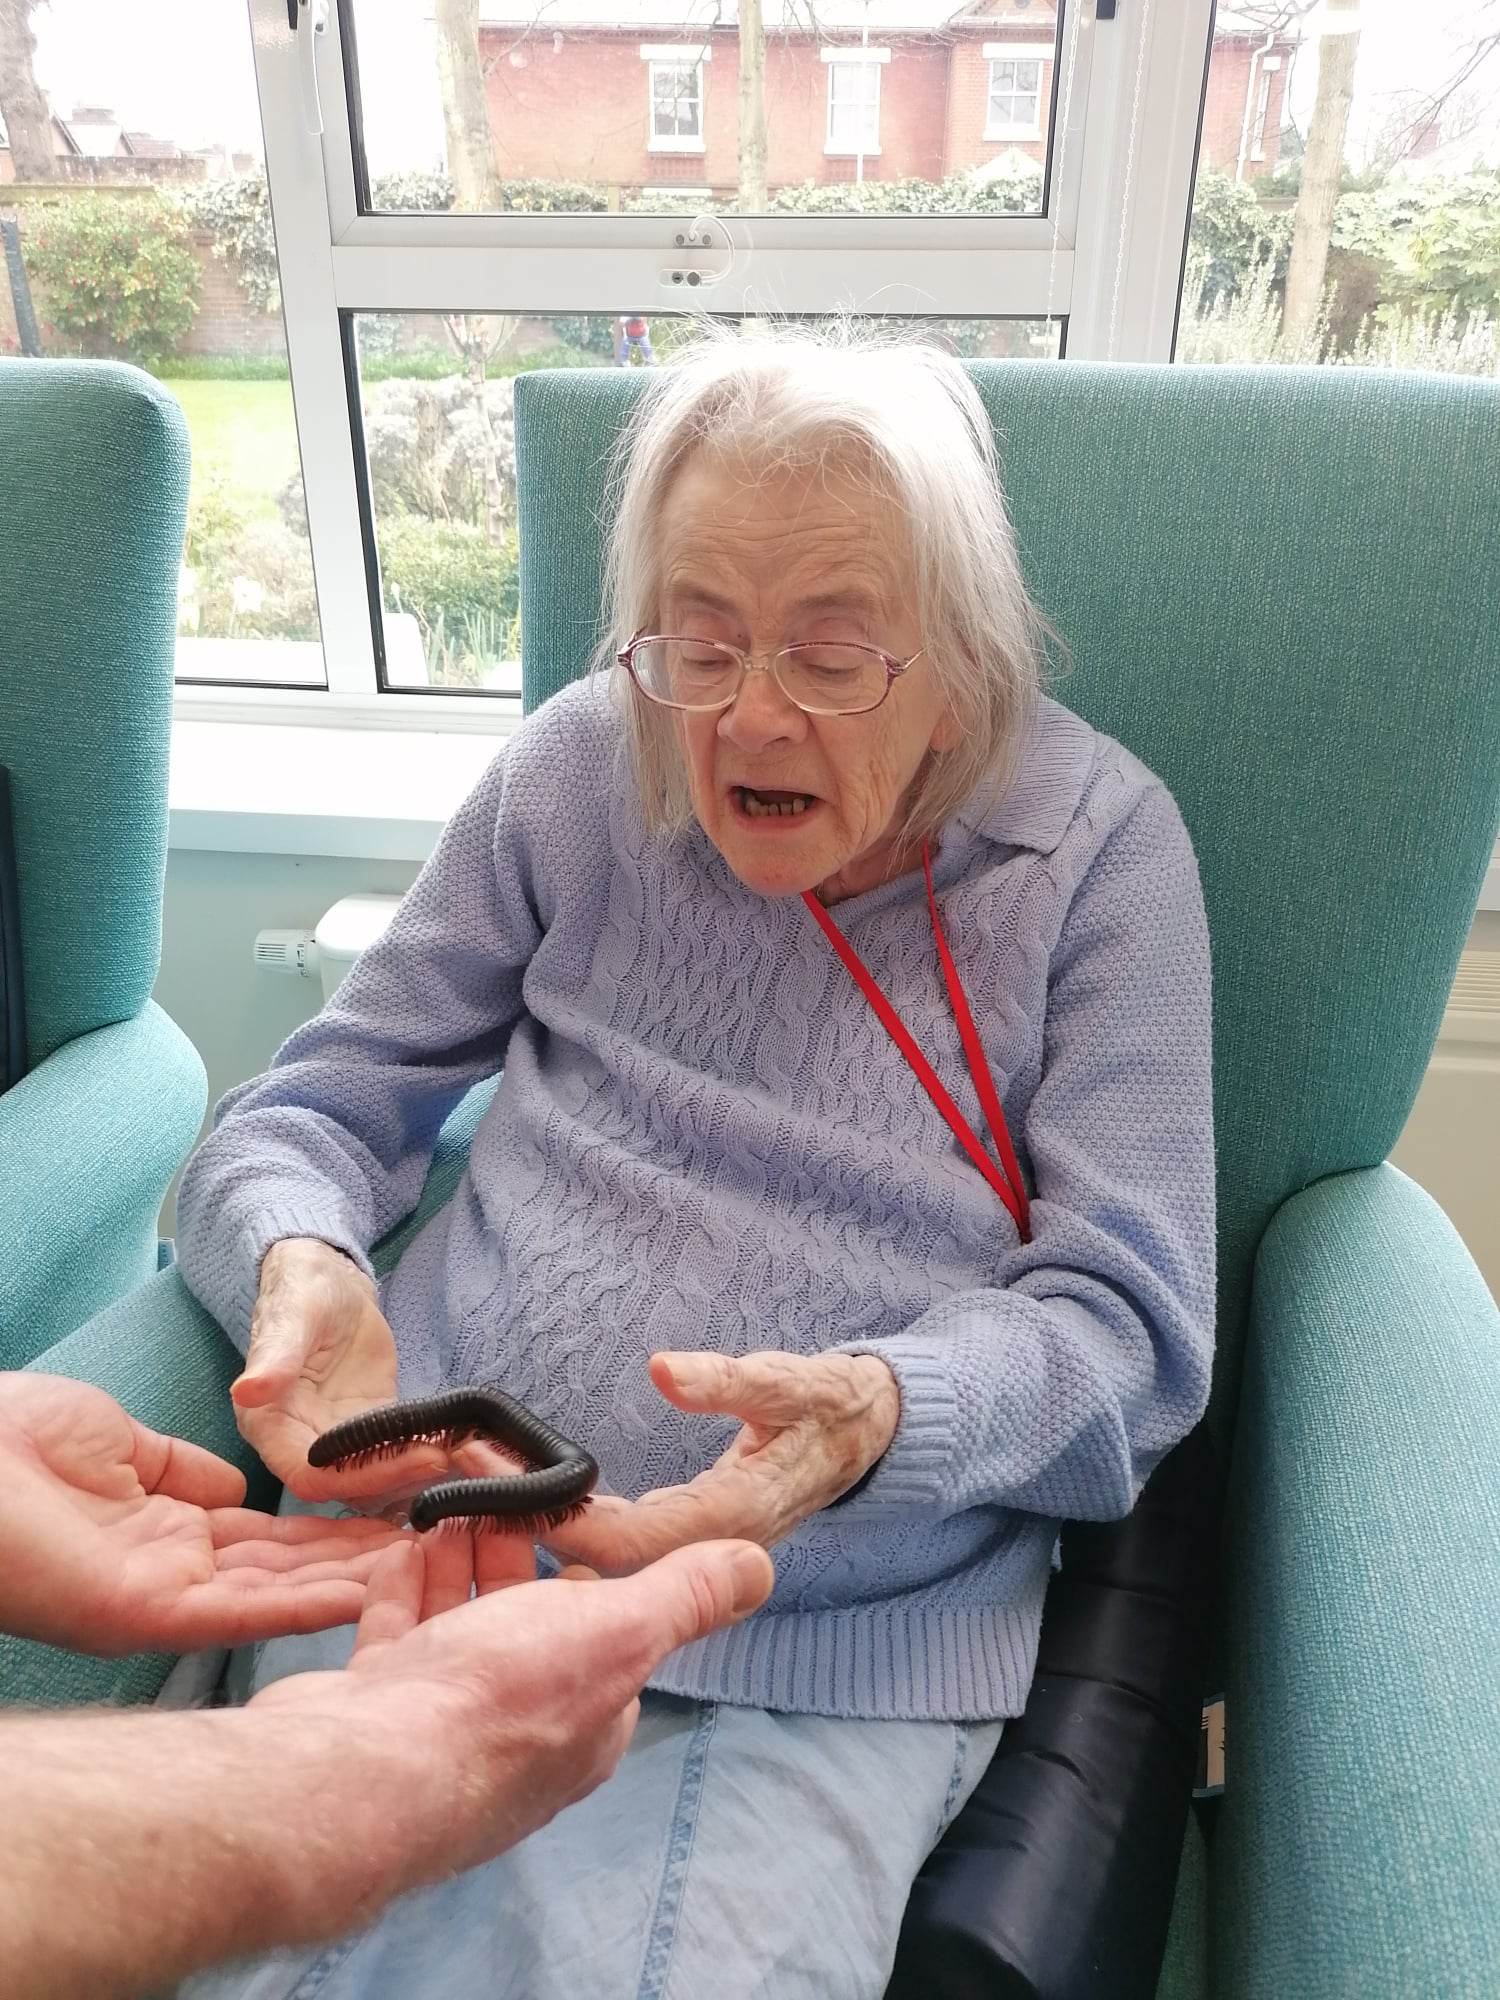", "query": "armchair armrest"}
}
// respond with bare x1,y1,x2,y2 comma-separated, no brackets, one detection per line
0,1003,206,1366
1217,1165,1500,1999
